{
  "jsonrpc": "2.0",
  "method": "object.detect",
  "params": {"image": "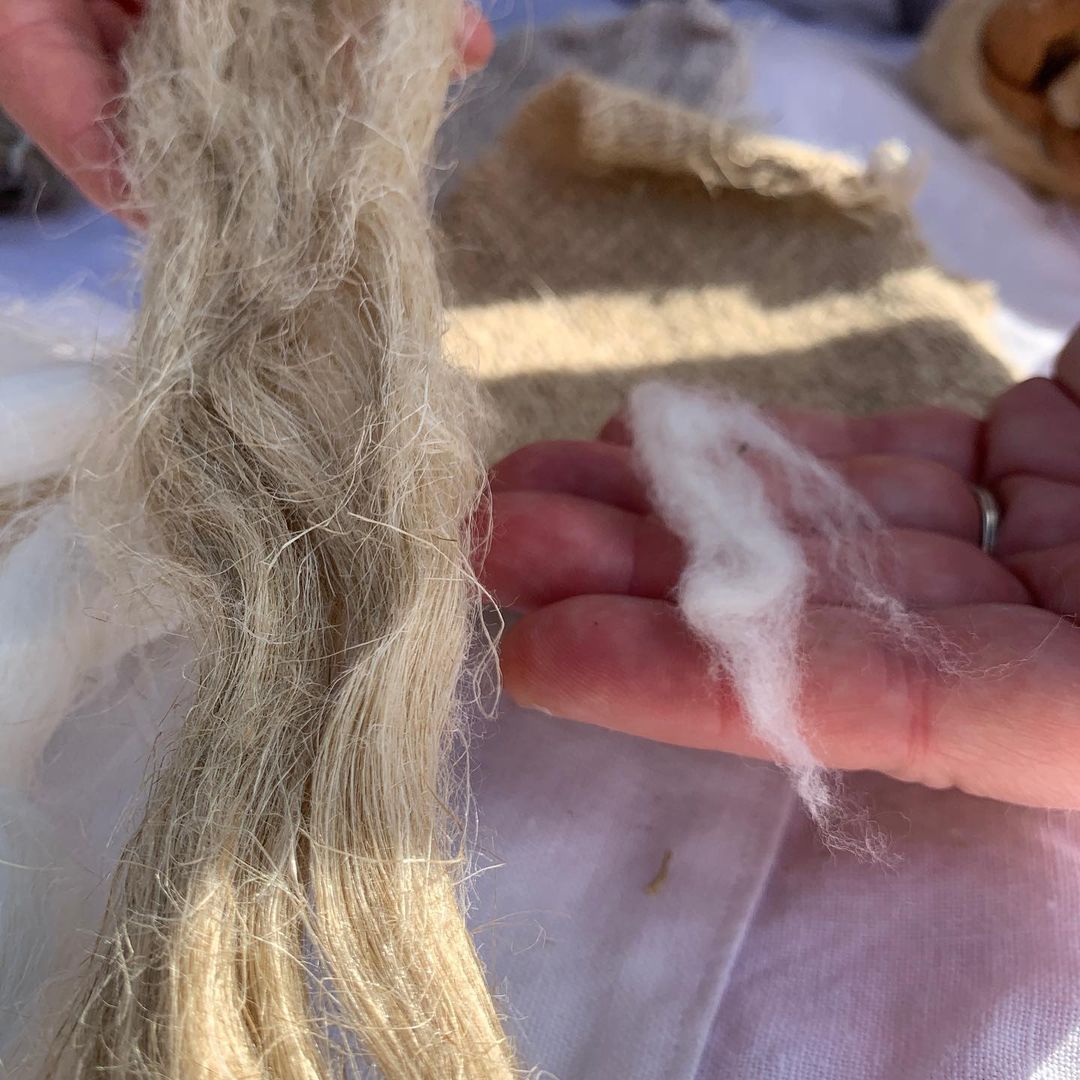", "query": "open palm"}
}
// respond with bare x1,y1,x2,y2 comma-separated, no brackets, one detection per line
480,335,1080,810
